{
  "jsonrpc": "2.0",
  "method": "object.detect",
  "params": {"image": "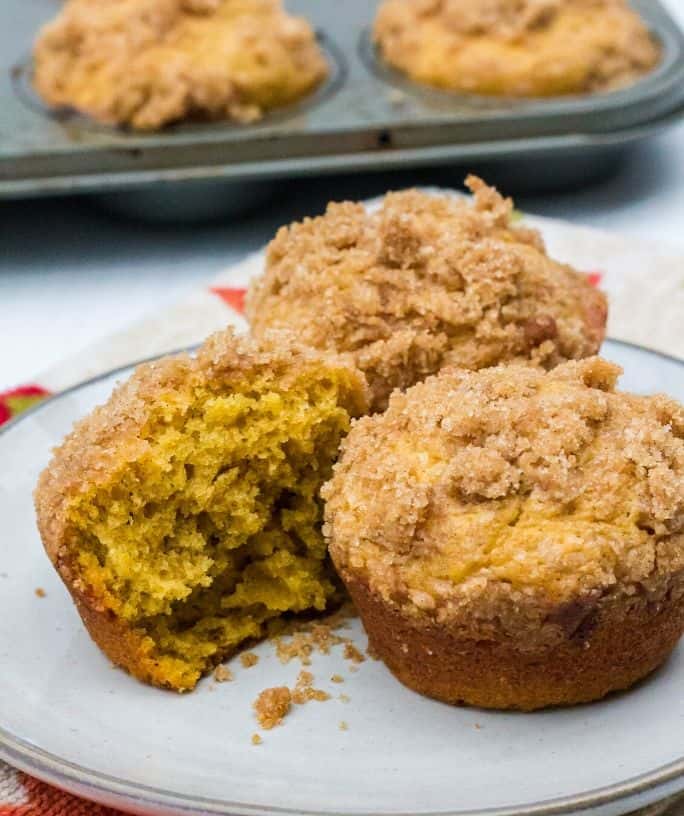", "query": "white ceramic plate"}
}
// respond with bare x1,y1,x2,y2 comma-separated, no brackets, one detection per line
1,340,683,816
